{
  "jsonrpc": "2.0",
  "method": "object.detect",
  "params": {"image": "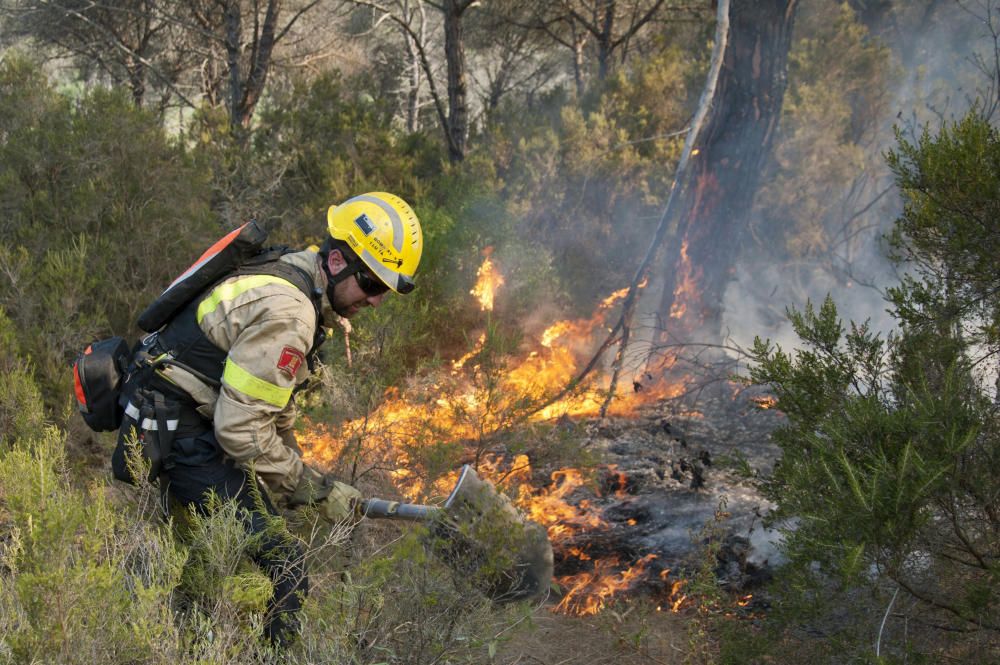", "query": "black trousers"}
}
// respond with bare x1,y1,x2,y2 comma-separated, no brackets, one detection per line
165,430,308,646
